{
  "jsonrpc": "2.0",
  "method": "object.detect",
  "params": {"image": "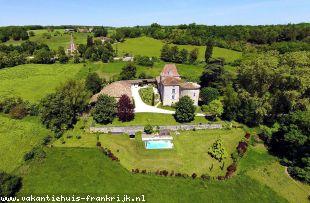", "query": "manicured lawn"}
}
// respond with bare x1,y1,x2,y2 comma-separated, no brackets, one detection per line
99,129,244,176
54,127,244,176
0,114,51,173
0,63,84,102
93,113,213,127
17,147,287,203
238,144,310,203
114,36,242,63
